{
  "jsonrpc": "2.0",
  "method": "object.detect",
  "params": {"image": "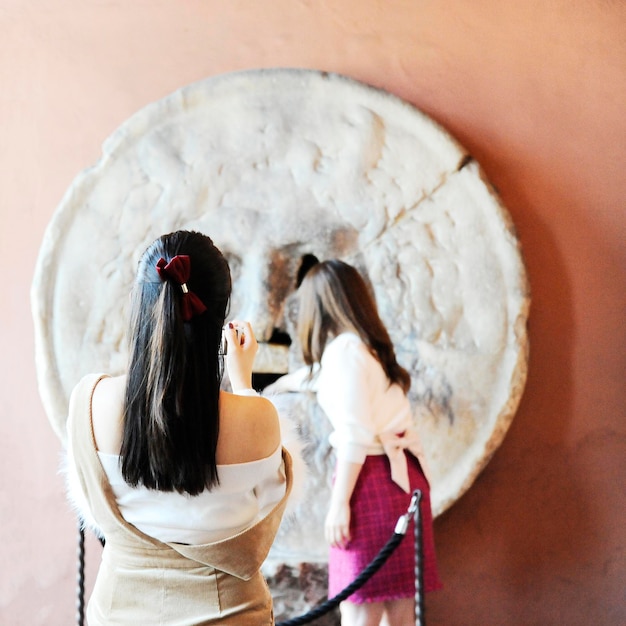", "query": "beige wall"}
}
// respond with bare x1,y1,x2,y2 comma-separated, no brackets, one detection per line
1,1,624,624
